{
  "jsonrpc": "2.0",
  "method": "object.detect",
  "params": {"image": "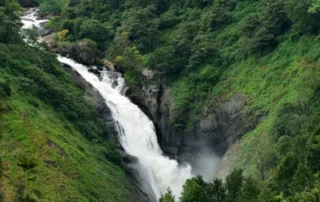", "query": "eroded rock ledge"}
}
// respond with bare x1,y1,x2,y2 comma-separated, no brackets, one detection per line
125,81,258,177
